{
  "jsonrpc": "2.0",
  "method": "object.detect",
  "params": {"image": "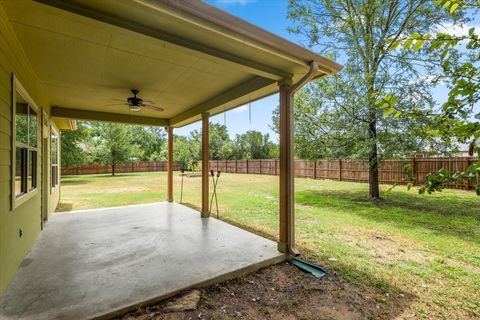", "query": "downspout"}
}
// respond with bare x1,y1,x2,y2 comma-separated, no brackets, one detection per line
285,61,329,277
282,60,319,257
289,61,319,95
